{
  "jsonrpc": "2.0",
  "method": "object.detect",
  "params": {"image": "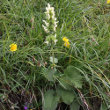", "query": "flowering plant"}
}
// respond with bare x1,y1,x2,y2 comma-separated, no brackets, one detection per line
42,3,58,45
